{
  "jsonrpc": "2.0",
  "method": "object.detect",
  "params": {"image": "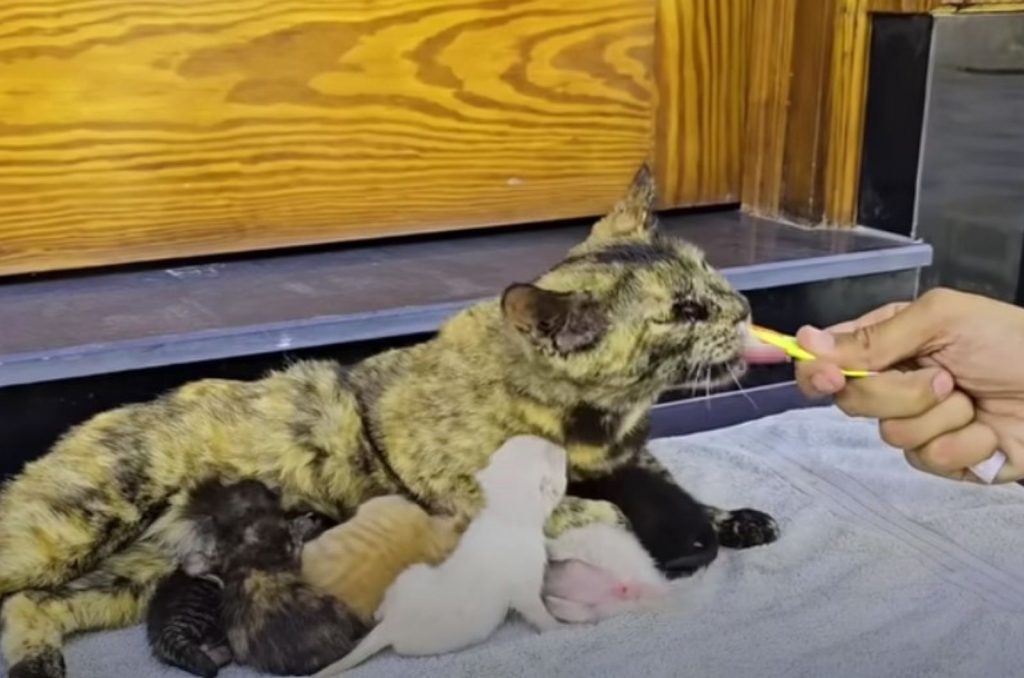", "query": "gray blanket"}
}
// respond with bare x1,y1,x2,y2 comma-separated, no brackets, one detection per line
4,406,1023,678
